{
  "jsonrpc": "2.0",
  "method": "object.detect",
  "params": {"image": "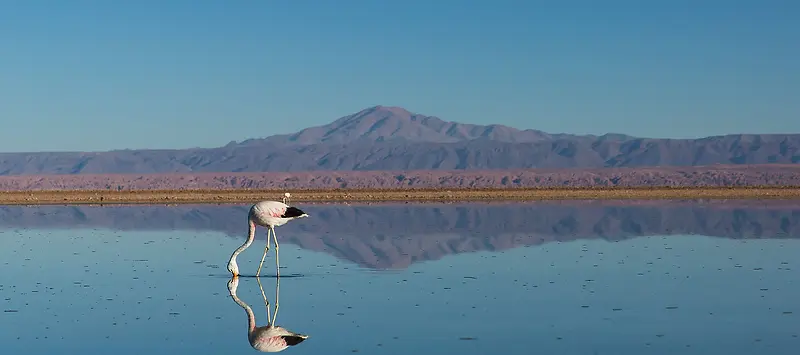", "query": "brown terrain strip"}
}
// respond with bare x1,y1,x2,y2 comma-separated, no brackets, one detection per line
1,187,800,205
